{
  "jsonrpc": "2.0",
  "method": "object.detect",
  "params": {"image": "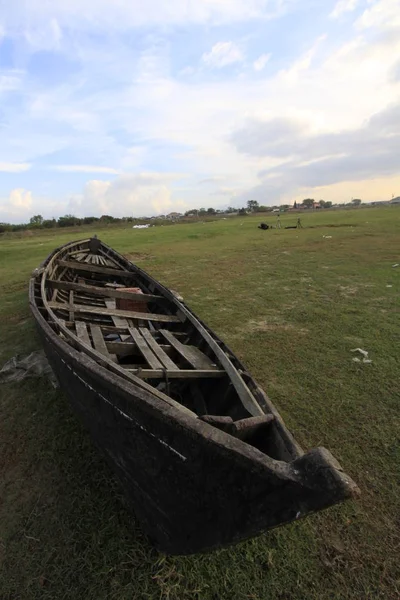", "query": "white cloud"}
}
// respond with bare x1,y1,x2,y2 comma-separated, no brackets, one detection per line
3,0,292,34
356,0,400,30
9,188,33,209
0,162,31,173
278,35,326,85
0,188,33,220
0,70,24,94
51,165,119,174
253,53,271,71
202,42,244,68
198,176,226,184
68,173,188,217
330,0,359,19
24,18,62,51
